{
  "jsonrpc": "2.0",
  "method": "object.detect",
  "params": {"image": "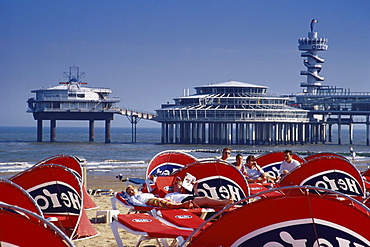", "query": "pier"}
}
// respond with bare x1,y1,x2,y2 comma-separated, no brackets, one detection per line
28,20,370,145
27,66,157,143
32,108,157,143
